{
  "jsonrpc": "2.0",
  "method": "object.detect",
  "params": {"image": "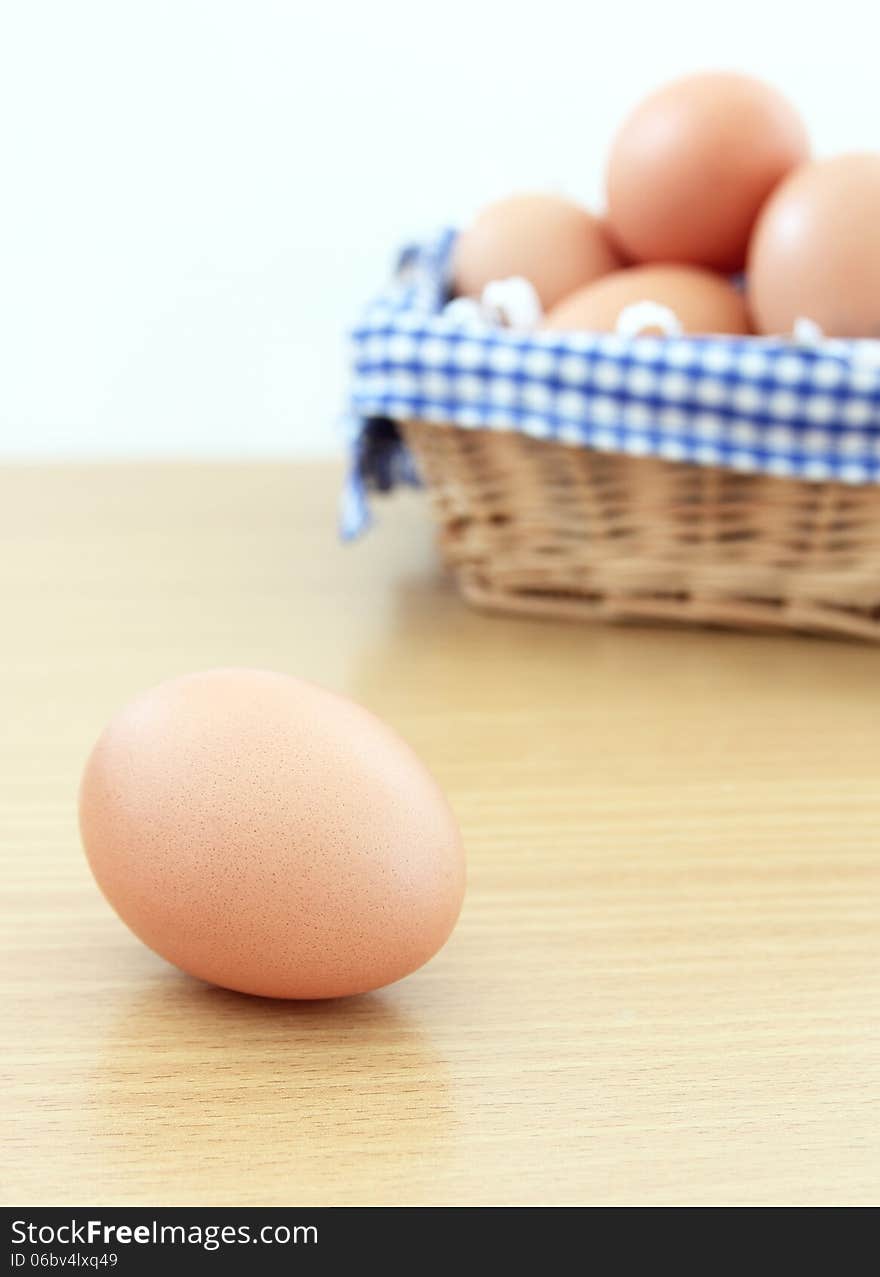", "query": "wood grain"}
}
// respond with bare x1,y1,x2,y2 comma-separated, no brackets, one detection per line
2,461,879,1206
